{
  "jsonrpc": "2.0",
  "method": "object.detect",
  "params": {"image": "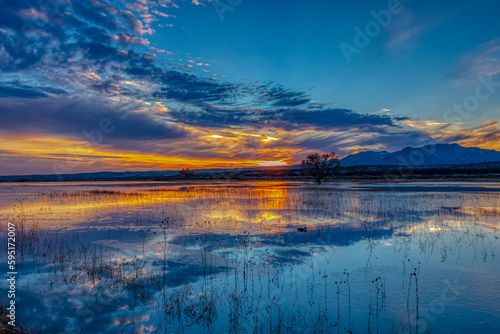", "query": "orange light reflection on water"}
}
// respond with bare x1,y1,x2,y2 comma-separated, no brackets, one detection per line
0,183,297,235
